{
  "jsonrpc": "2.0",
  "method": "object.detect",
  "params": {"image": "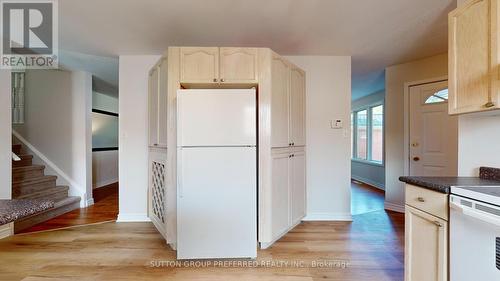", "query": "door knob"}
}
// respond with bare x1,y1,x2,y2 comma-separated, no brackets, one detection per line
413,157,420,161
